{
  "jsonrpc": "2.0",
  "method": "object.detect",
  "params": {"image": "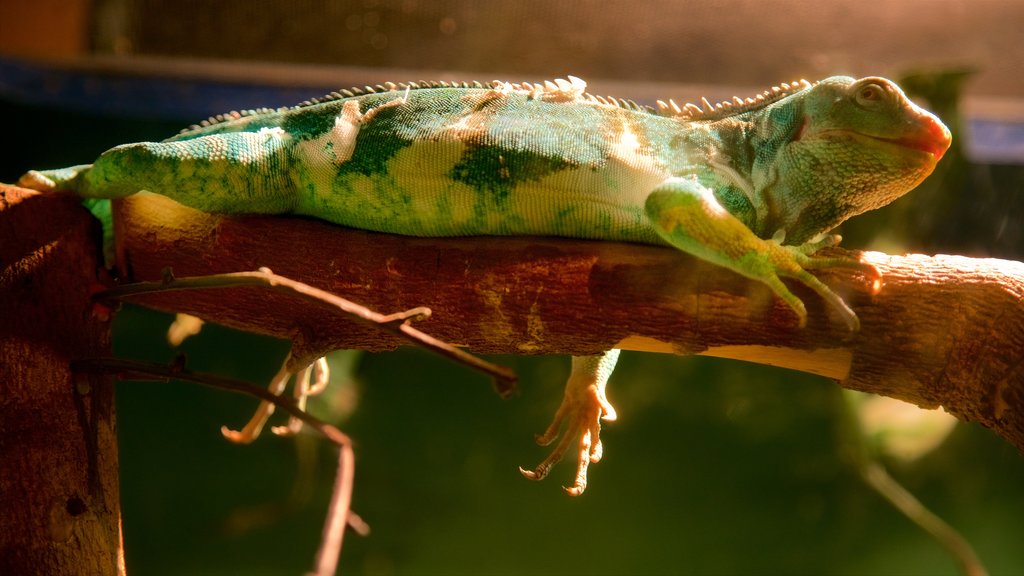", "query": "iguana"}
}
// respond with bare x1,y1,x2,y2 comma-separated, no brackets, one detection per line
18,74,951,495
